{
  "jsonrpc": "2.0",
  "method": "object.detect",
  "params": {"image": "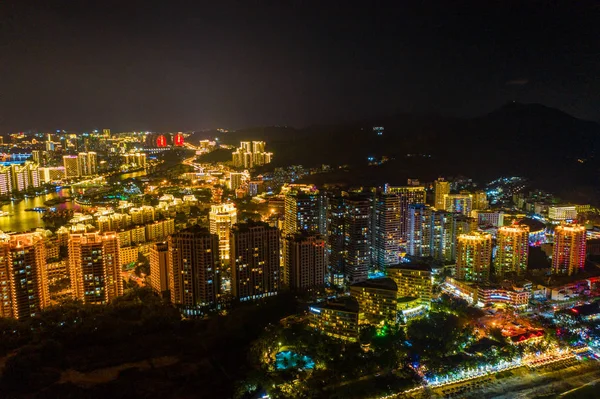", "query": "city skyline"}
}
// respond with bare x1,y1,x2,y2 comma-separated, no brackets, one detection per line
1,2,600,398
